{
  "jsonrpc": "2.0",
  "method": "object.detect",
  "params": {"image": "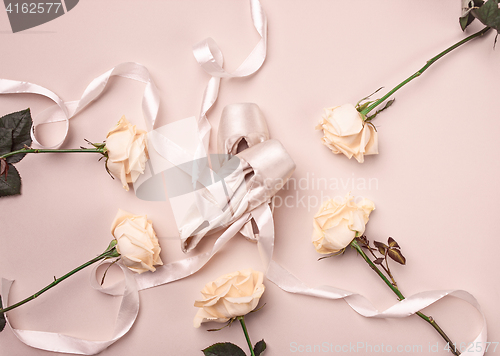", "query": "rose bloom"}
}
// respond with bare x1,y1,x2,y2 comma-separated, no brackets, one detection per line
105,116,148,191
111,209,163,274
313,195,375,254
193,269,265,328
316,104,378,163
